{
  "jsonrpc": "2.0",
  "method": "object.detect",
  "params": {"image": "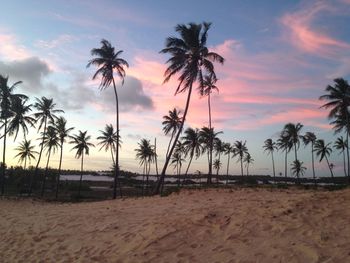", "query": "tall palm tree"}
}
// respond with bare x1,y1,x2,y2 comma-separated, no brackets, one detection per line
319,78,350,179
54,117,74,199
244,152,254,176
223,142,234,183
263,139,277,182
314,139,334,179
277,133,293,178
0,75,26,195
181,127,202,177
31,97,63,194
162,108,182,158
70,131,95,198
87,39,129,199
283,123,303,179
334,136,348,177
214,138,224,173
302,132,317,183
233,140,248,177
41,126,59,197
291,160,307,179
15,140,38,170
155,22,224,194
